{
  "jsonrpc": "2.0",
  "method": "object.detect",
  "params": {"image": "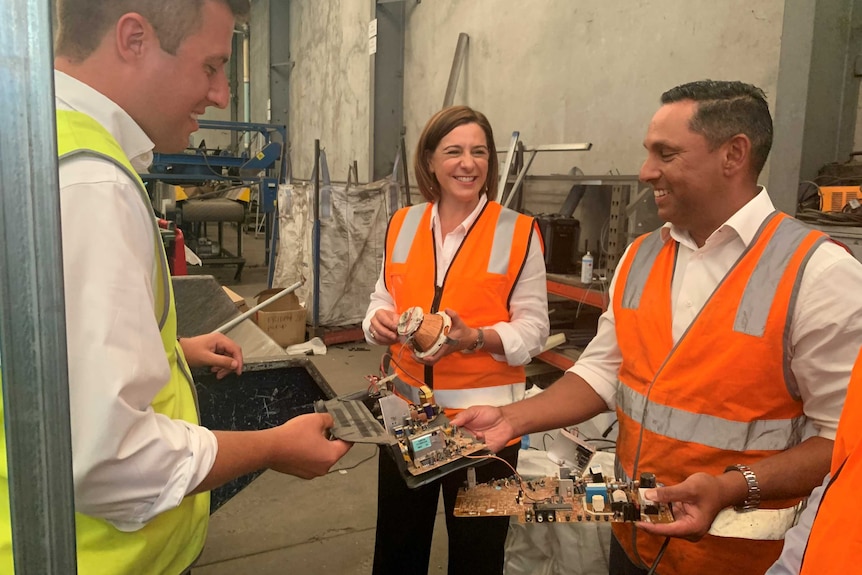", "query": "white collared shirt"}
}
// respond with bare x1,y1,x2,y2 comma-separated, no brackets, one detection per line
572,188,862,438
363,195,550,367
55,71,217,531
